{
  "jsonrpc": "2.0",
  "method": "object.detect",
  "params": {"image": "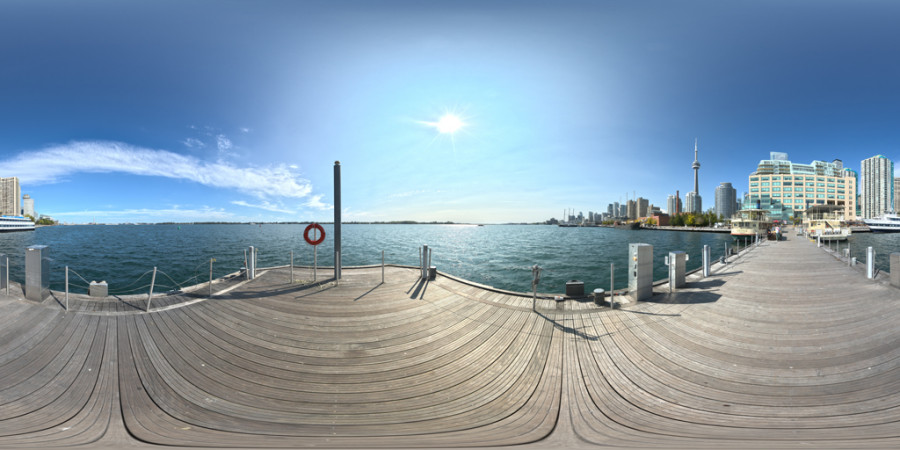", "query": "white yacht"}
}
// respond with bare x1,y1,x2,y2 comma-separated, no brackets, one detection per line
863,214,900,232
0,215,35,232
